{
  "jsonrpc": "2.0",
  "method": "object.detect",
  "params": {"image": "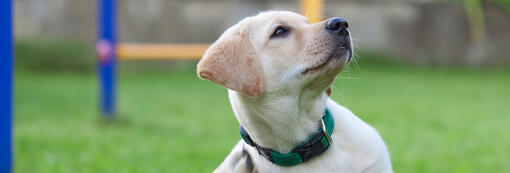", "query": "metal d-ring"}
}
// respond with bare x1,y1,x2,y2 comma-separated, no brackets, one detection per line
321,119,333,144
